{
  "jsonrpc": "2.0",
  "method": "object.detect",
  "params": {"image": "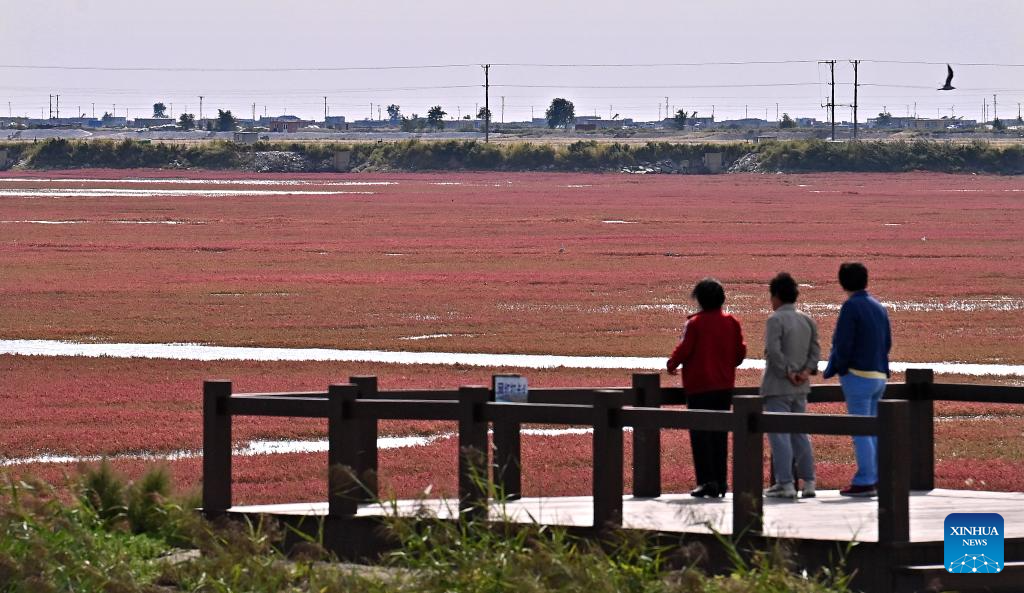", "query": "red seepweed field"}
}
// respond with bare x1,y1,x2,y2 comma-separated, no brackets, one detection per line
2,169,1023,504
